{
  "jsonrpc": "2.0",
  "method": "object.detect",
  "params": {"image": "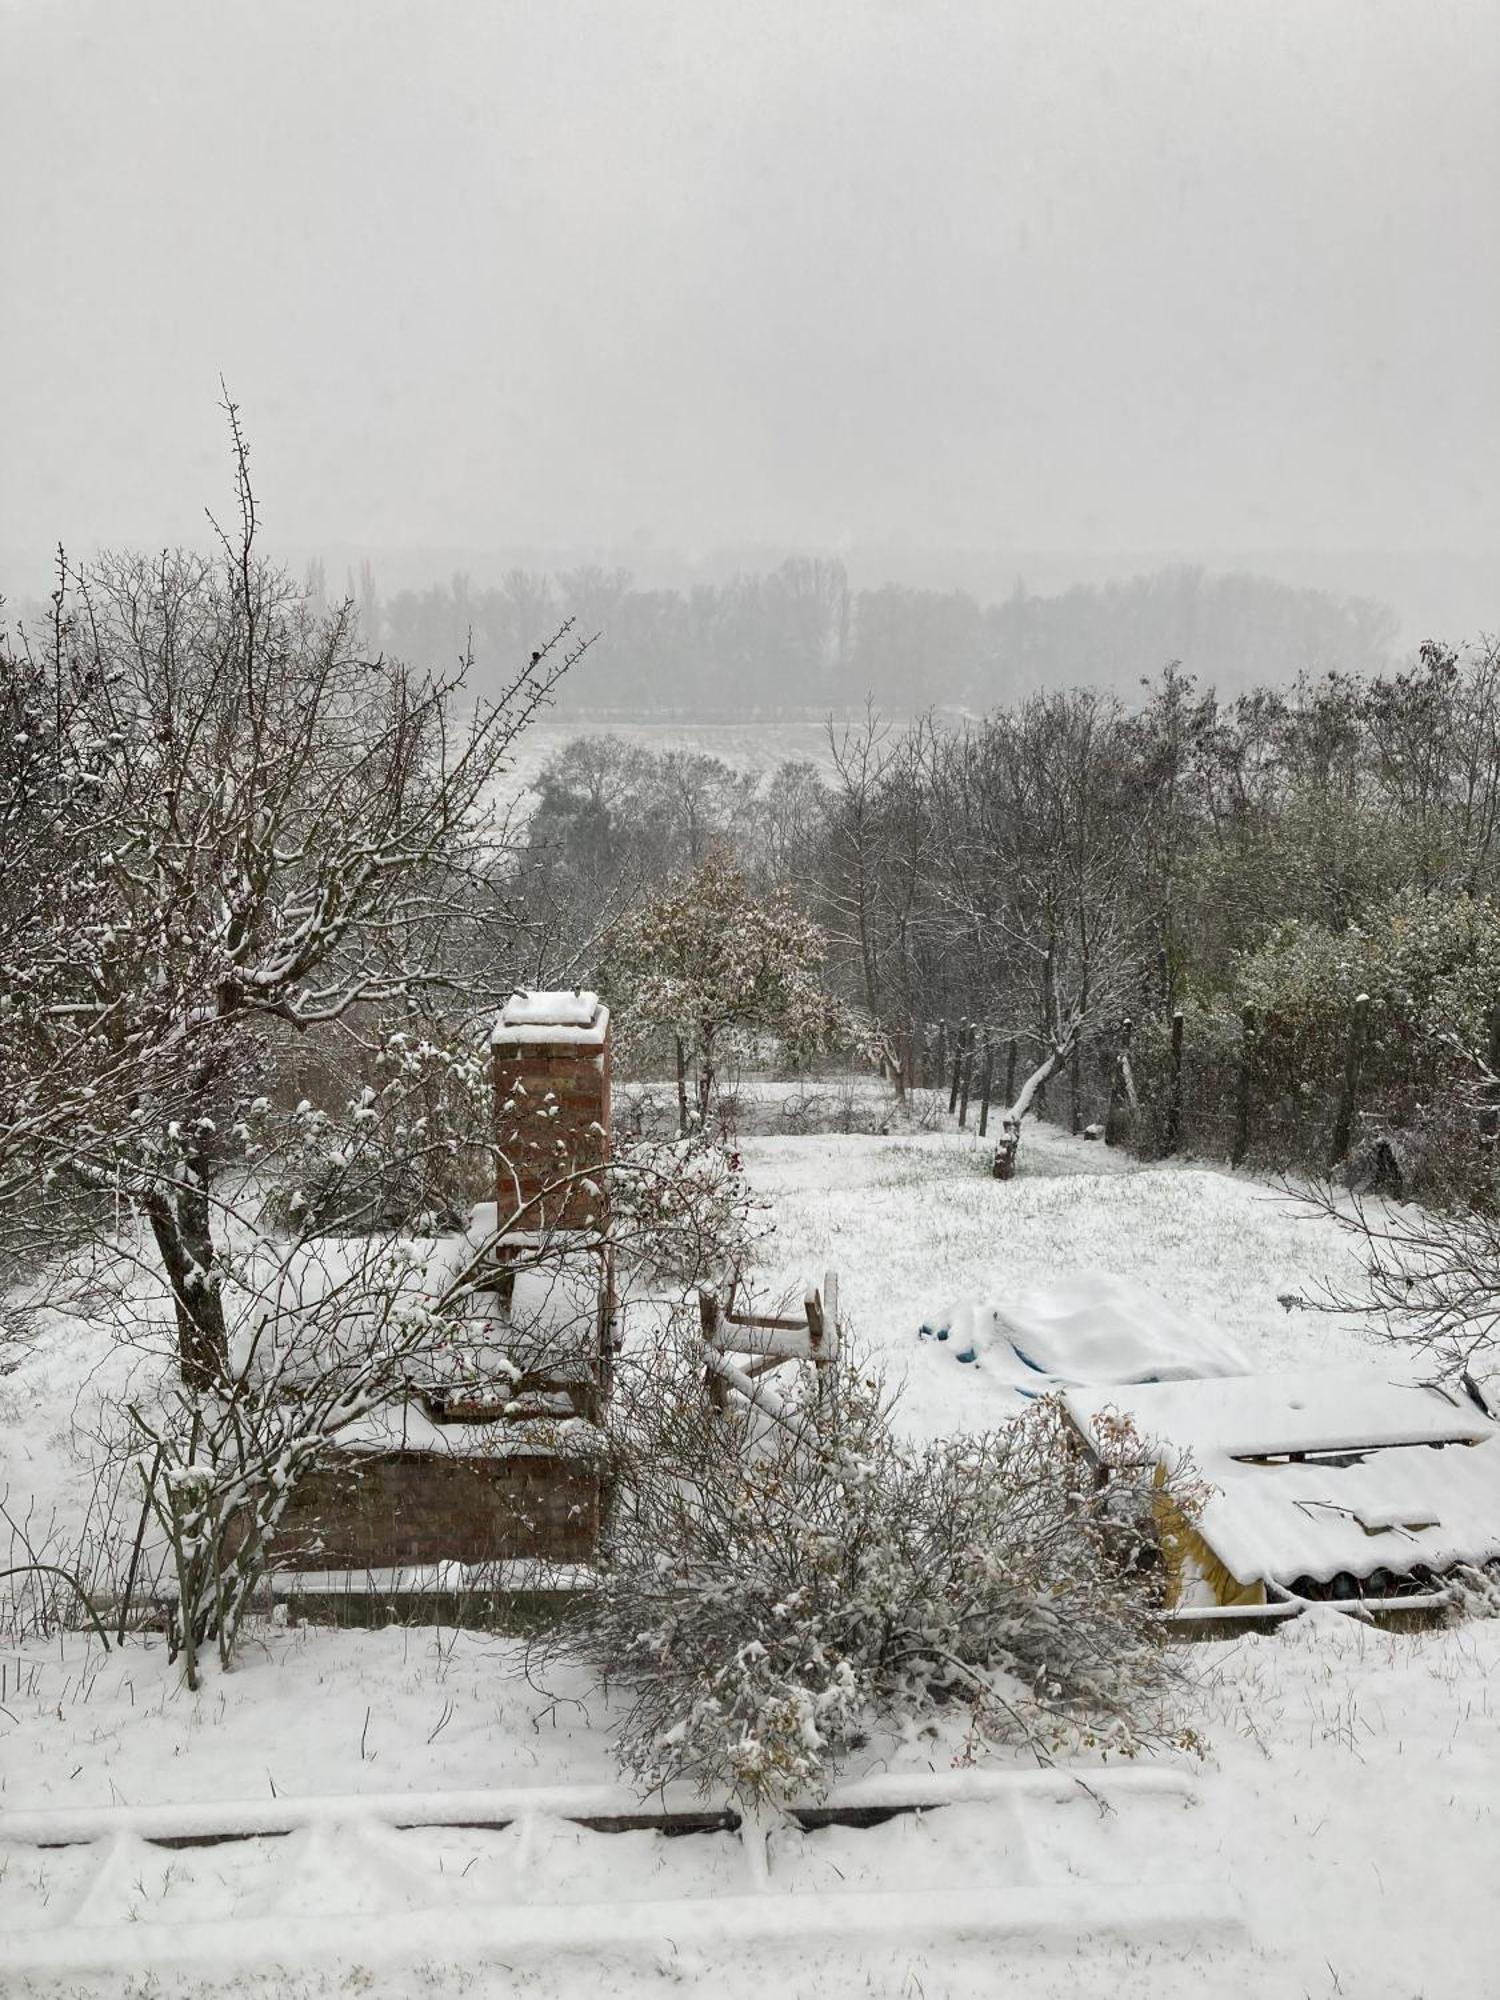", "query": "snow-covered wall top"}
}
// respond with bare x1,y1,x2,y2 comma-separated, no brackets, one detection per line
492,990,608,1047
